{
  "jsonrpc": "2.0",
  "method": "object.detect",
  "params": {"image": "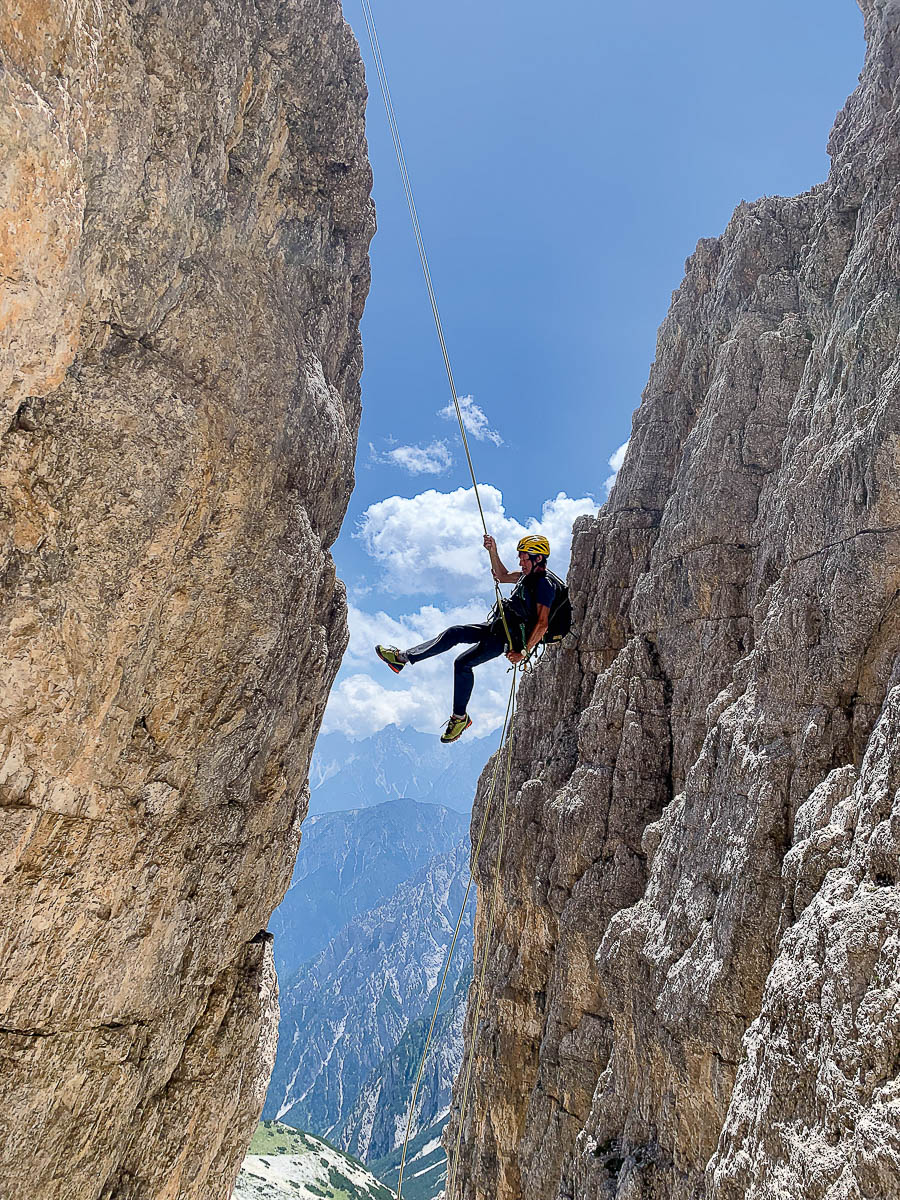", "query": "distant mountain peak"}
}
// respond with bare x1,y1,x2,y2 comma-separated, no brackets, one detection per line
308,725,487,816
